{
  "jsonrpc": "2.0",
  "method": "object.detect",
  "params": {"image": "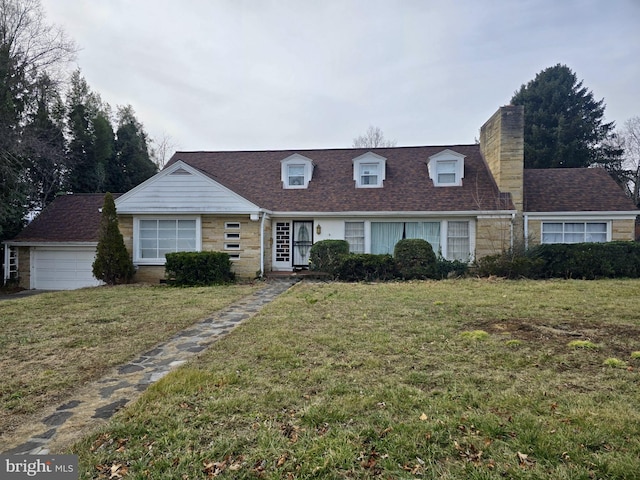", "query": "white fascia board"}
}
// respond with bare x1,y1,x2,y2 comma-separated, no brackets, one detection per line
115,160,262,213
271,210,516,218
526,211,639,220
3,241,98,247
